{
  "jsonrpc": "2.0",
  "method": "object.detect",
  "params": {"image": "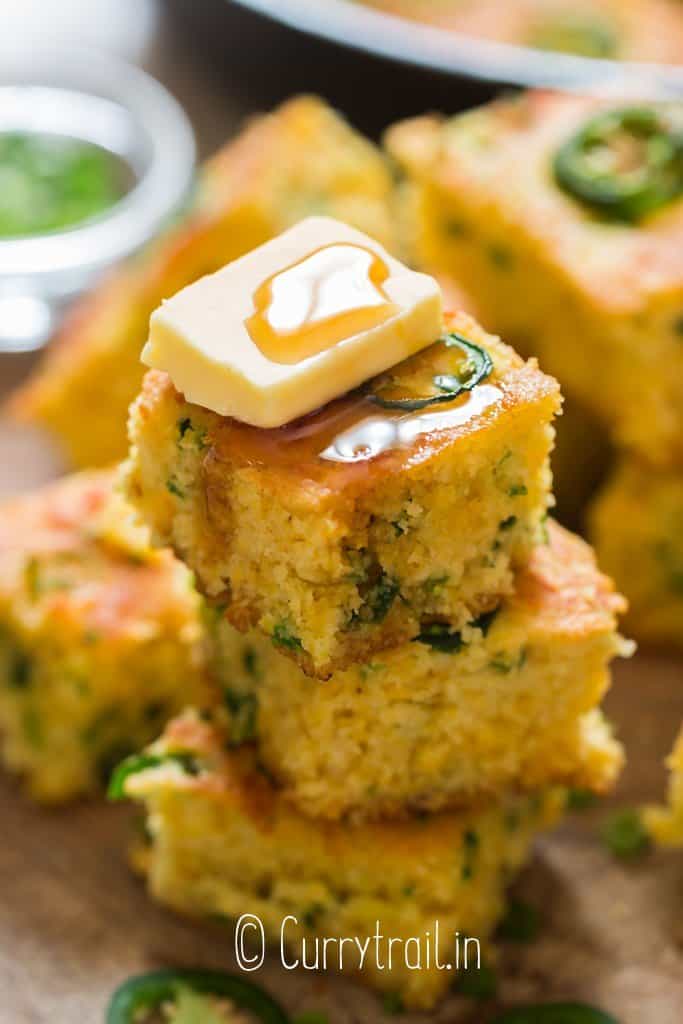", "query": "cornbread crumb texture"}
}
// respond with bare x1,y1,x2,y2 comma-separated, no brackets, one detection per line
386,91,683,465
0,471,207,802
644,728,683,847
589,459,683,649
124,711,565,1010
124,310,560,677
210,520,627,821
8,96,397,468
